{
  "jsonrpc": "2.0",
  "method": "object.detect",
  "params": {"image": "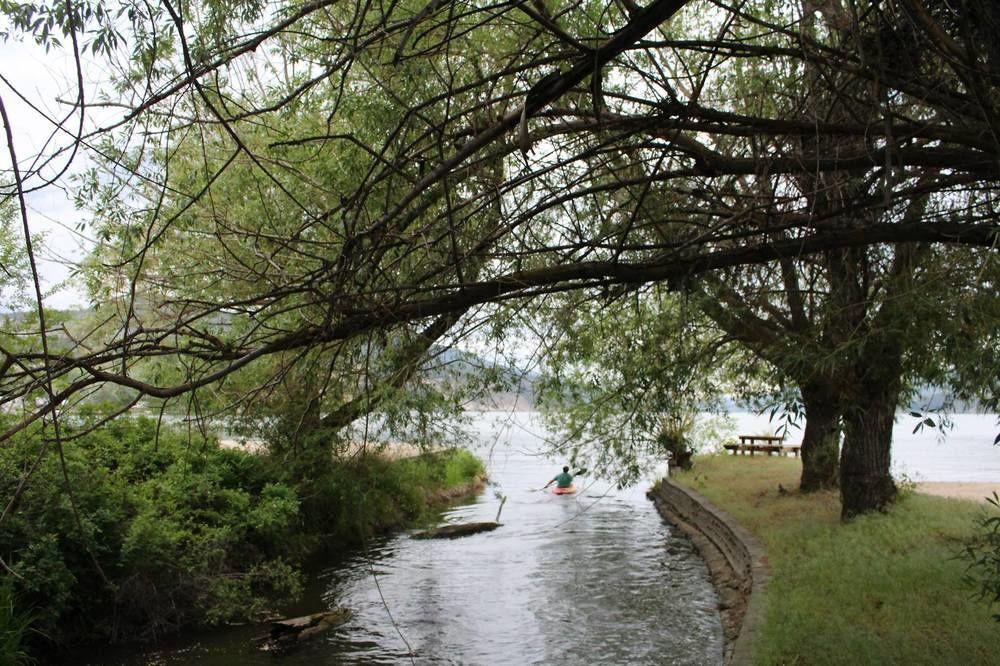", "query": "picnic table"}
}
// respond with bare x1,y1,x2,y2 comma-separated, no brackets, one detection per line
723,434,801,457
